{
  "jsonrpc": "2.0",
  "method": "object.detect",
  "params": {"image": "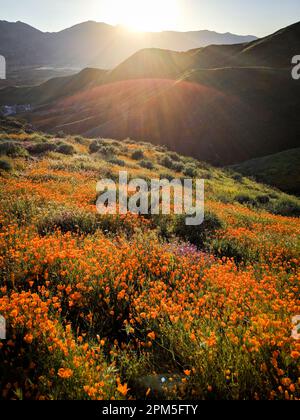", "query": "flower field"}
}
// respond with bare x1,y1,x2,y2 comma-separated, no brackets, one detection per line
0,119,299,400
